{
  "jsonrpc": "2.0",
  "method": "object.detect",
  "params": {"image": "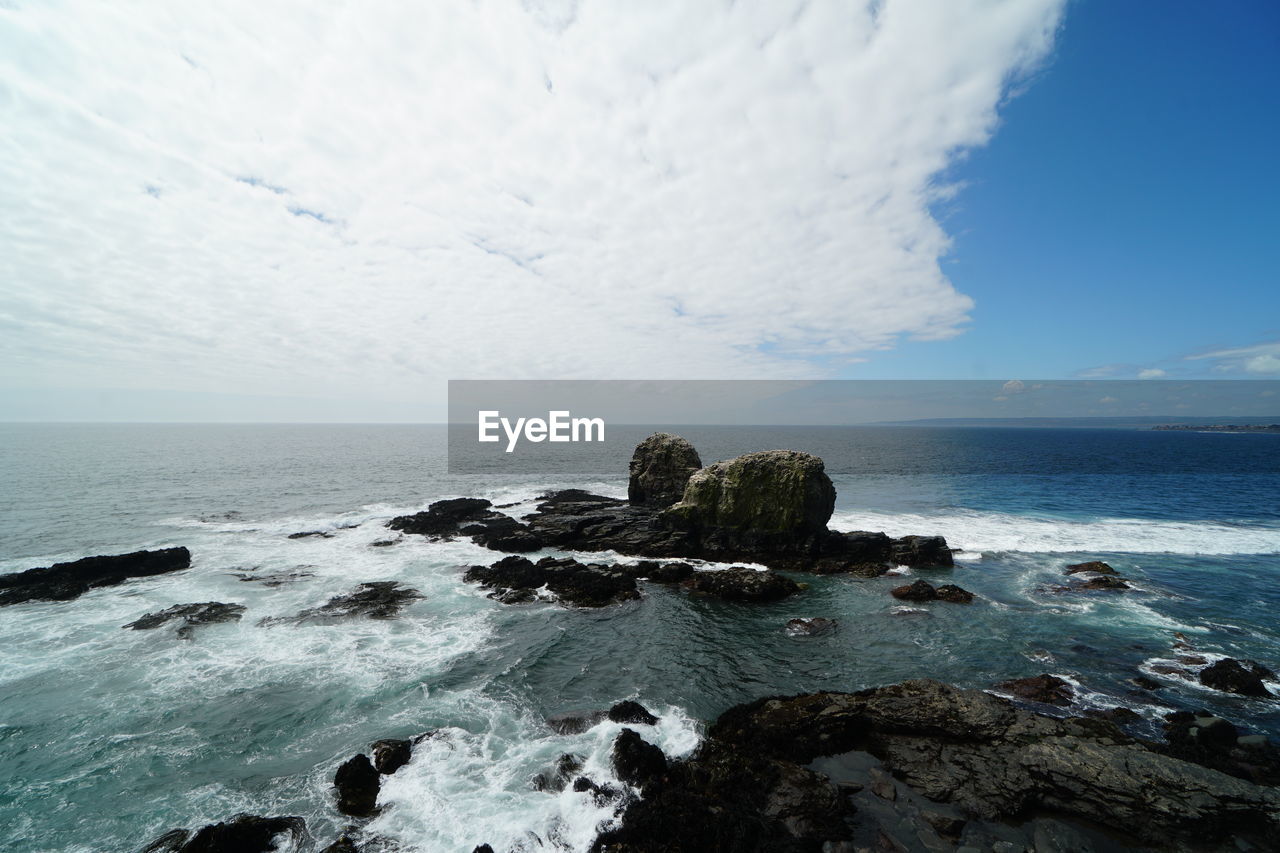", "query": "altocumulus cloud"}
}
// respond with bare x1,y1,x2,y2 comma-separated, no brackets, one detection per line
0,0,1063,404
